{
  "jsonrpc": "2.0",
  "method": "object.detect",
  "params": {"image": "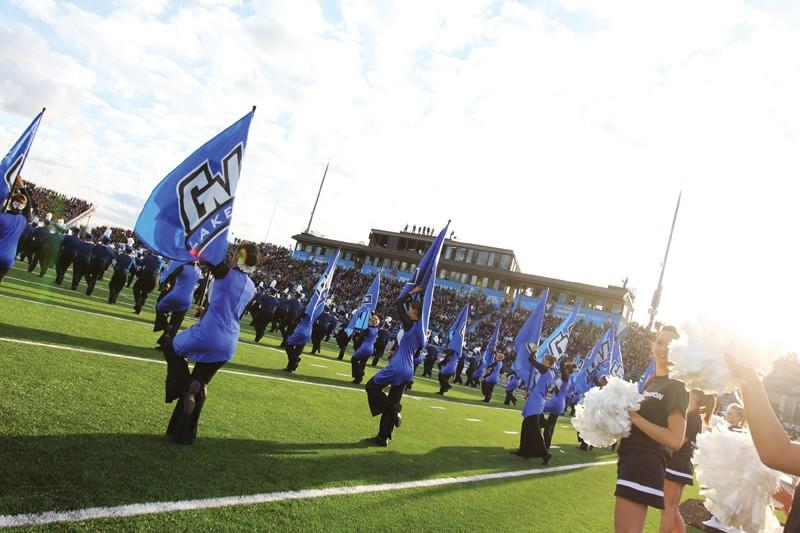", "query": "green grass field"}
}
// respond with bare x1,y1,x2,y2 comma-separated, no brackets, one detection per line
0,262,702,531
